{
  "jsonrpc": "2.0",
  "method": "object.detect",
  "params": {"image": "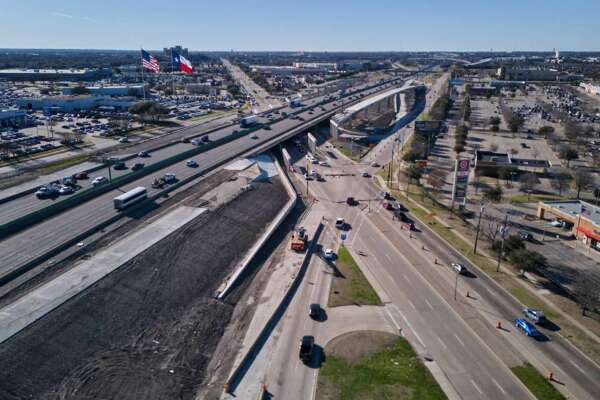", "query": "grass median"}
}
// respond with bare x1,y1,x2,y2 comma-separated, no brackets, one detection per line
328,245,382,307
511,363,565,400
317,331,447,400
